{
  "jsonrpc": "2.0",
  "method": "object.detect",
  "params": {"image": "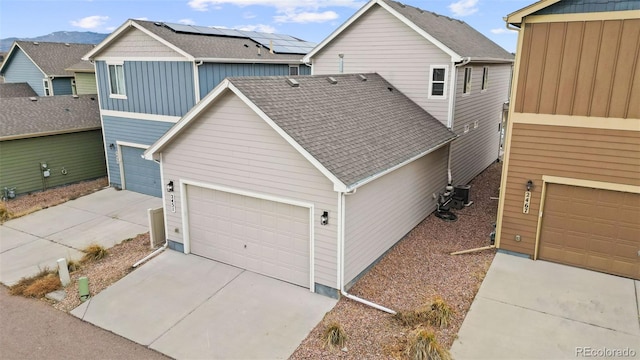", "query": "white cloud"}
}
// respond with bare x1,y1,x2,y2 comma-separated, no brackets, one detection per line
134,17,149,21
235,24,276,32
274,10,339,23
70,15,109,29
178,18,196,25
448,0,479,17
243,11,257,19
106,26,117,31
491,28,516,34
187,0,363,13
